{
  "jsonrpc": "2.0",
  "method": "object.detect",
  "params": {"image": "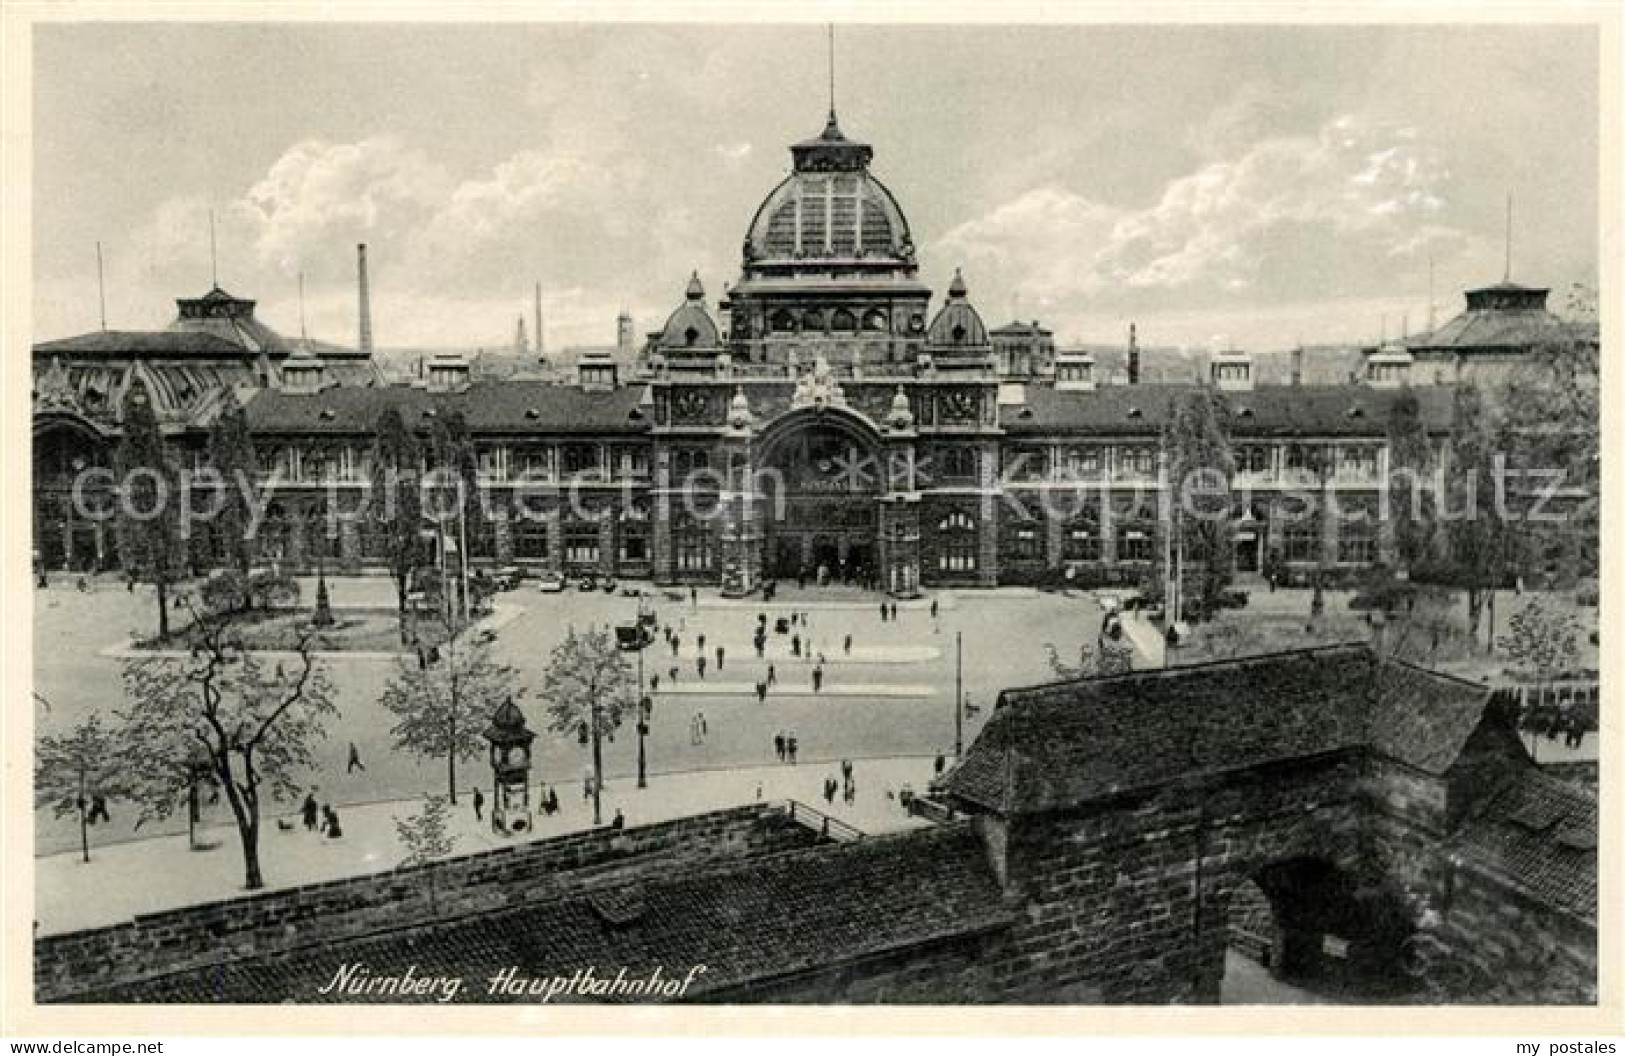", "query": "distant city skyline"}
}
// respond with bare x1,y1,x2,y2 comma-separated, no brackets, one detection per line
33,22,1598,353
